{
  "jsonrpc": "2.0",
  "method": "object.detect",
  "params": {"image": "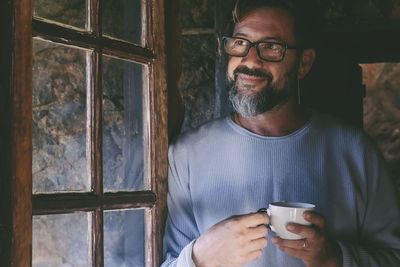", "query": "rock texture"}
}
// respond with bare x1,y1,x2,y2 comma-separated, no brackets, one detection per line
34,0,86,28
362,63,400,190
102,56,145,192
180,34,216,130
179,0,216,132
32,39,89,193
103,209,146,266
180,0,215,29
102,0,143,44
32,213,89,267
